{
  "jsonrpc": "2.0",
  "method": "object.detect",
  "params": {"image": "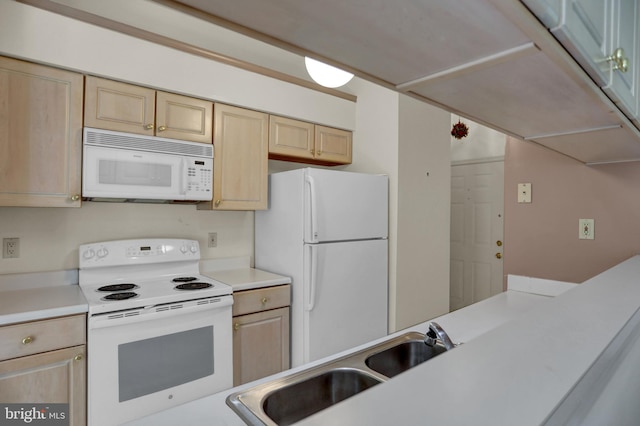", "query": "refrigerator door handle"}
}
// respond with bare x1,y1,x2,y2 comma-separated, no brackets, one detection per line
305,245,318,312
305,174,319,243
